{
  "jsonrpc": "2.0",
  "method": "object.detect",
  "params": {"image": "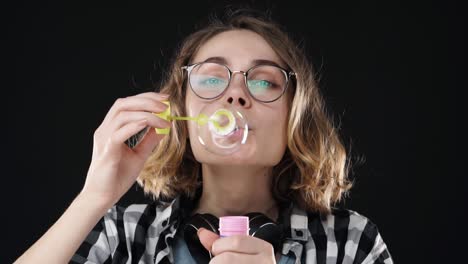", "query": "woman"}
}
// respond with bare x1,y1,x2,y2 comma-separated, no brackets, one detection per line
15,8,393,264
